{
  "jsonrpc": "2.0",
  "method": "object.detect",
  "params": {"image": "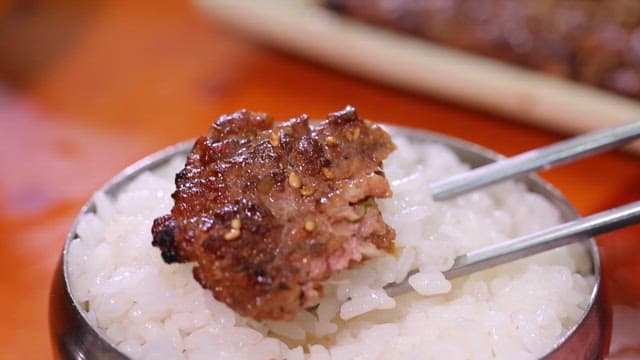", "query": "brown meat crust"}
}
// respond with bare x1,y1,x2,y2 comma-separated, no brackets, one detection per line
152,106,396,321
322,0,640,98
